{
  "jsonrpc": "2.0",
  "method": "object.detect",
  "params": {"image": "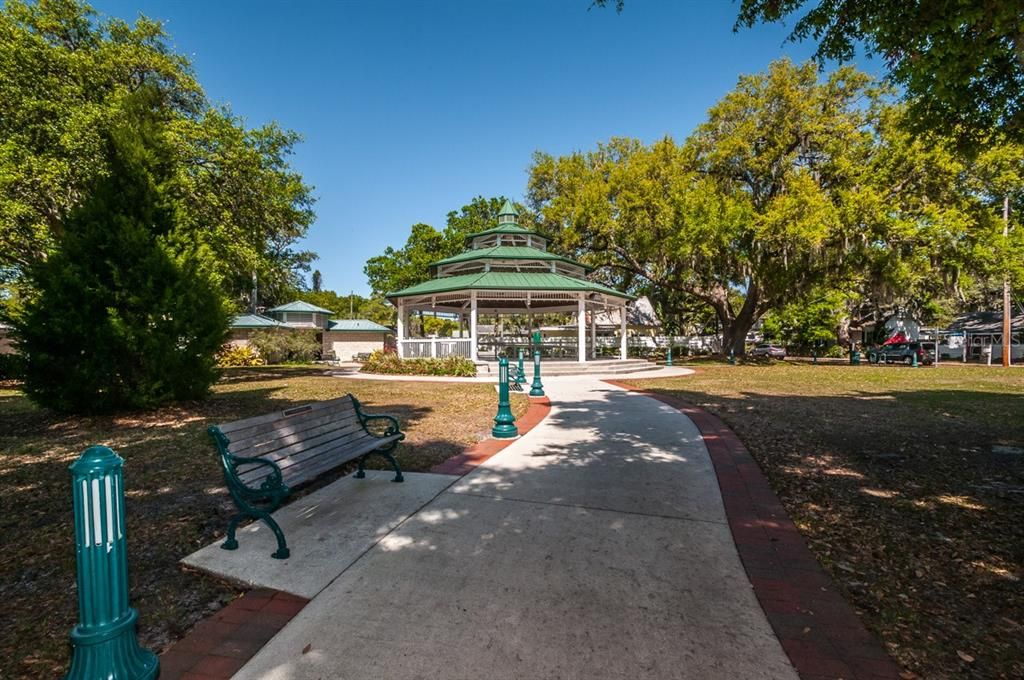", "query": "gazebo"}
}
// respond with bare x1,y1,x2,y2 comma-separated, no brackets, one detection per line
387,200,634,363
